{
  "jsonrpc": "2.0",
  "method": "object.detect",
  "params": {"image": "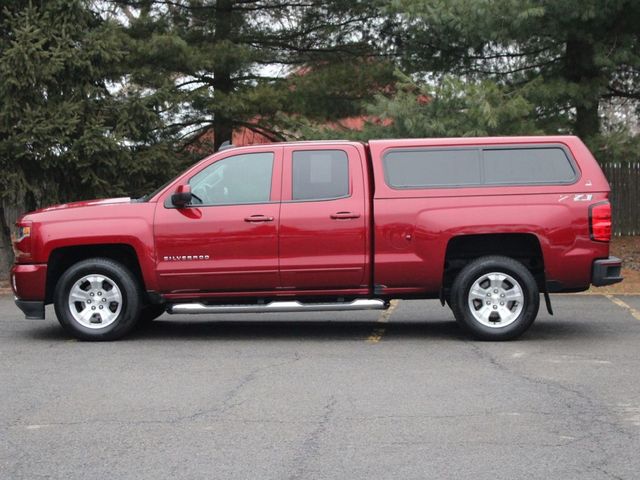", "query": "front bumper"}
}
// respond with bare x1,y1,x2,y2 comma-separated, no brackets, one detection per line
10,263,47,300
592,256,623,287
11,263,47,319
